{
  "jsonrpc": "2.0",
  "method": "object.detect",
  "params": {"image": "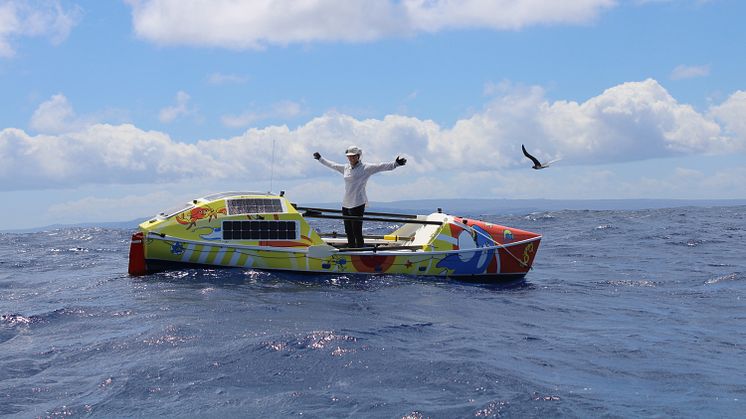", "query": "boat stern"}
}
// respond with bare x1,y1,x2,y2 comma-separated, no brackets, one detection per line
128,231,147,275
